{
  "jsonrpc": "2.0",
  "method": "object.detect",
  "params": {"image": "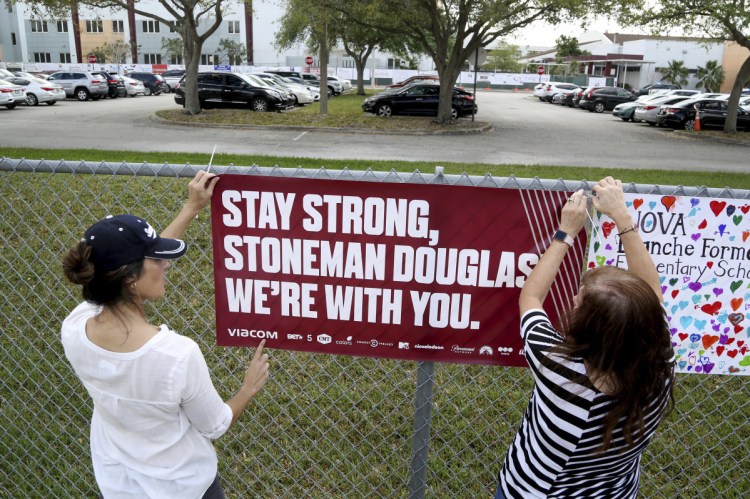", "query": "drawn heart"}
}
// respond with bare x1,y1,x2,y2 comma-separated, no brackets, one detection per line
706,262,714,268
701,302,722,315
596,256,606,266
588,261,596,269
710,200,727,216
726,205,736,216
738,340,746,348
702,334,719,349
688,282,703,292
594,241,600,252
713,287,724,297
731,298,743,311
663,286,669,295
680,316,693,329
698,219,708,229
661,196,676,211
742,205,750,214
733,215,743,226
690,198,700,207
701,359,715,374
730,281,744,293
633,198,643,210
605,244,612,250
601,221,616,238
679,301,689,310
691,233,701,241
727,349,739,358
649,201,657,210
678,333,688,341
678,360,687,370
669,278,678,286
729,366,740,373
720,334,729,344
735,324,744,334
718,223,727,235
694,320,707,331
717,346,725,356
692,295,702,305
671,290,679,299
744,231,750,243
729,313,745,325
717,312,728,324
